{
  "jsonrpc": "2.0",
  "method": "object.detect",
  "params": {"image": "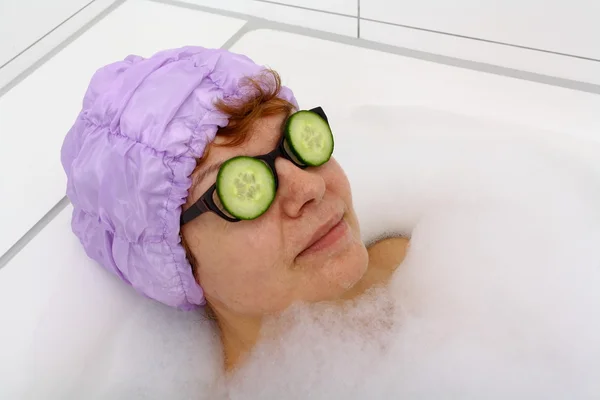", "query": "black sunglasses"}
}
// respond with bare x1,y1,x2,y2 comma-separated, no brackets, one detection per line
180,107,332,225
